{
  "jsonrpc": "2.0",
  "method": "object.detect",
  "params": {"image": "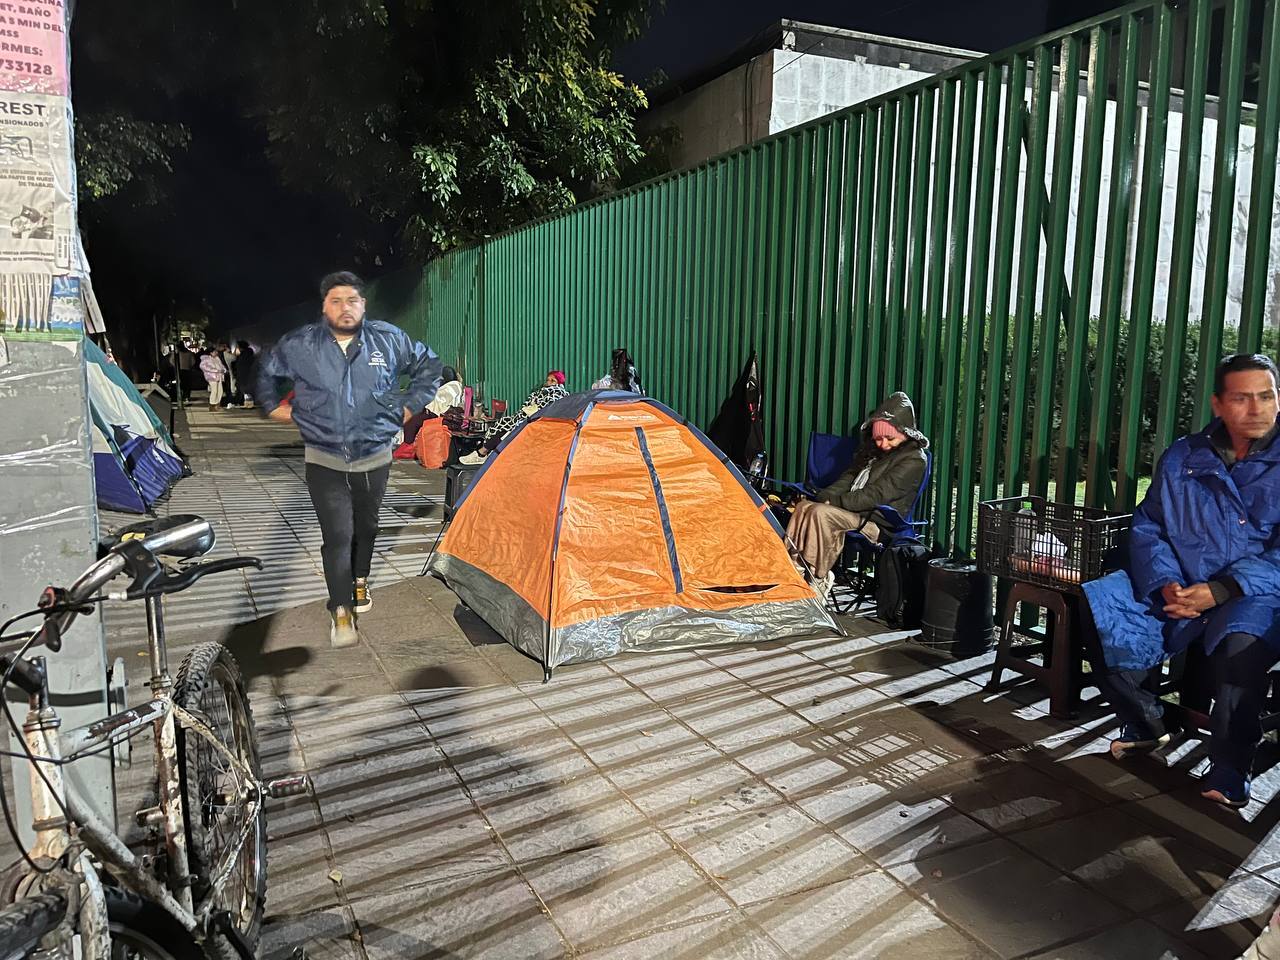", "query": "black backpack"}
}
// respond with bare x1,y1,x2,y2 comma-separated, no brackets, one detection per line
875,540,931,628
